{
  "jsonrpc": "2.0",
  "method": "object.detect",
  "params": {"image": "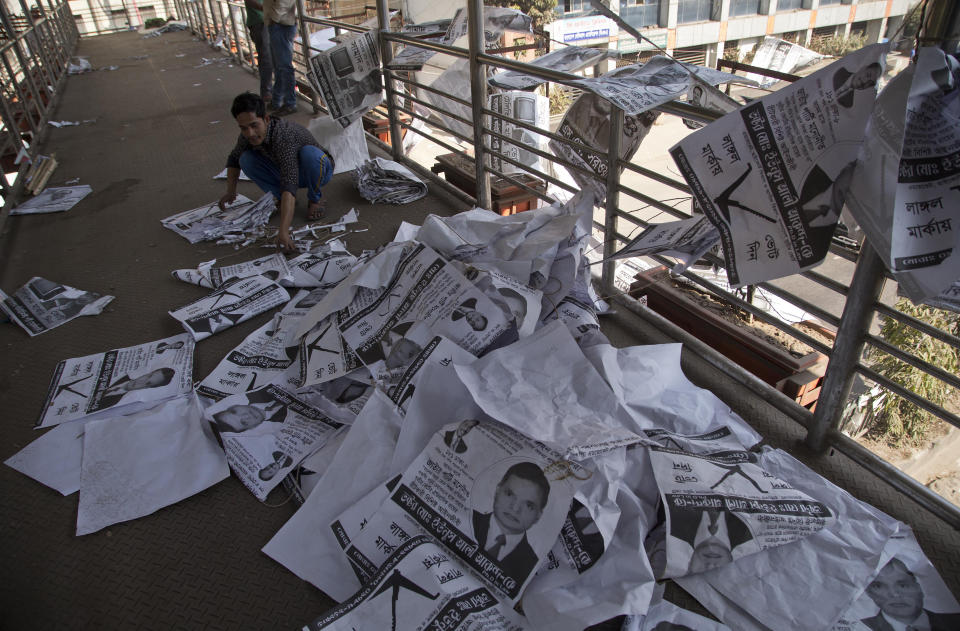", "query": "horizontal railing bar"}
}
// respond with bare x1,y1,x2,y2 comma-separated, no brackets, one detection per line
483,140,585,194
856,364,960,430
873,302,960,351
863,333,960,392
389,72,472,108
381,31,469,61
619,160,693,193
616,182,693,220
392,103,474,148
394,89,471,125
301,15,369,33
485,164,557,204
828,432,960,529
